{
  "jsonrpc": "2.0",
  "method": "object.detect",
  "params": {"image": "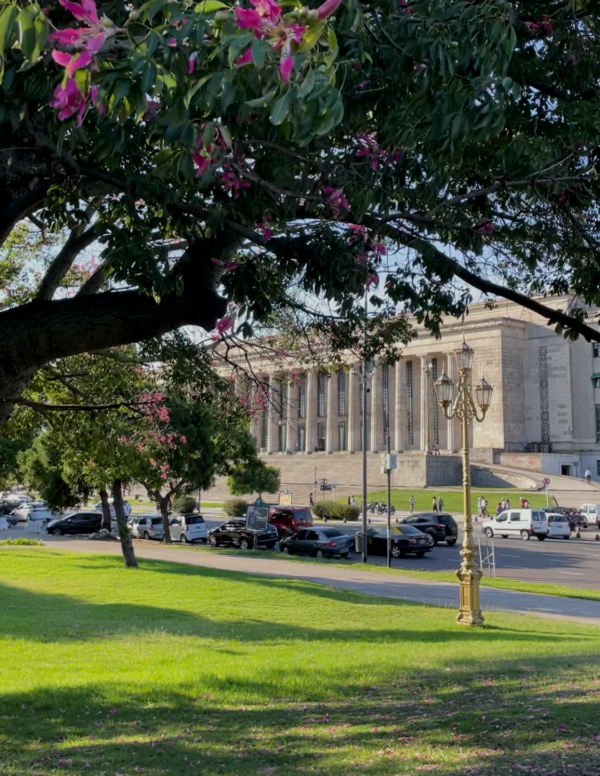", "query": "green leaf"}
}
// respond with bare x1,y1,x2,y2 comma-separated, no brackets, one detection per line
269,91,292,125
17,7,36,61
251,38,268,69
299,24,324,53
0,4,18,82
327,27,338,52
246,85,277,107
194,0,228,11
202,122,215,147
